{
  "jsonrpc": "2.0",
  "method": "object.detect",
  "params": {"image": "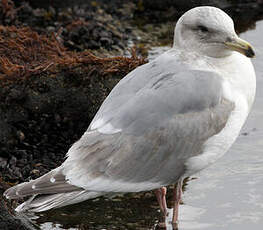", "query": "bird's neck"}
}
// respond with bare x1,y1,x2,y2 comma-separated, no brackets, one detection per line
194,52,256,111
